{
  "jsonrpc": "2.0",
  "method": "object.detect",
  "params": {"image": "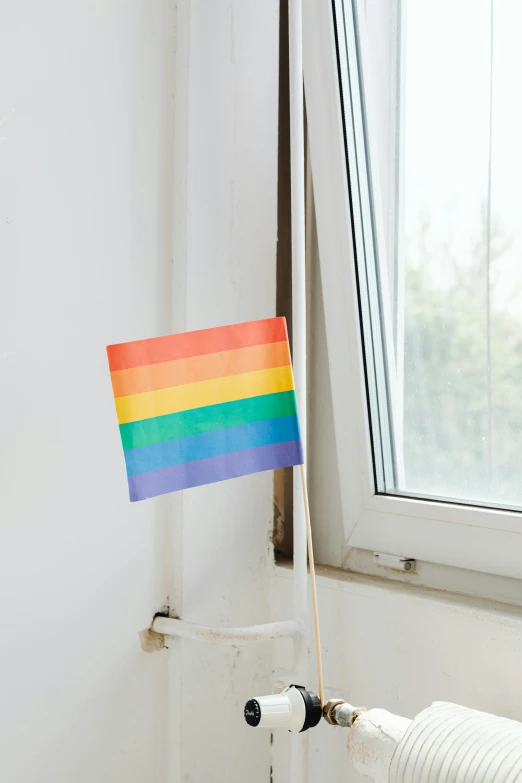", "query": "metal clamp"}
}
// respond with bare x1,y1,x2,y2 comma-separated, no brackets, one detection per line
323,699,345,725
323,699,365,727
